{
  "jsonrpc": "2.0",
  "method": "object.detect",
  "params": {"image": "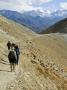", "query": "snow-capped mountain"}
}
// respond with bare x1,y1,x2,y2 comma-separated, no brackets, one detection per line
52,9,67,17
21,9,52,17
0,9,67,33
